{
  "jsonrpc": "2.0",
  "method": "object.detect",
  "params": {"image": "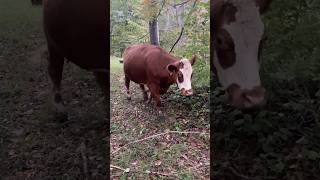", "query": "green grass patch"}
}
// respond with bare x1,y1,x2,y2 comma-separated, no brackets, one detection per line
110,56,123,74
